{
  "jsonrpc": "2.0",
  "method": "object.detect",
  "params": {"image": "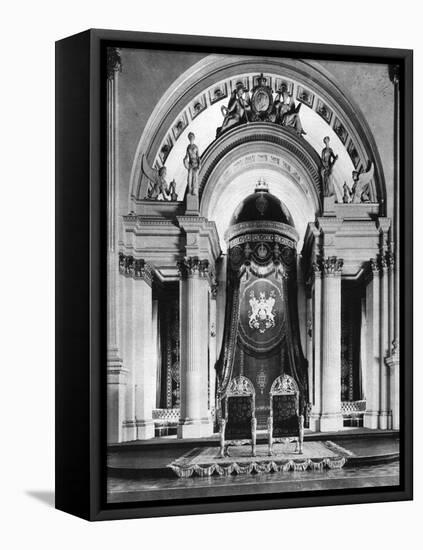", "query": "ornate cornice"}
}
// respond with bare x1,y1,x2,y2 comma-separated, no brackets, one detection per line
118,253,154,285
107,47,122,80
226,219,299,245
177,256,209,279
